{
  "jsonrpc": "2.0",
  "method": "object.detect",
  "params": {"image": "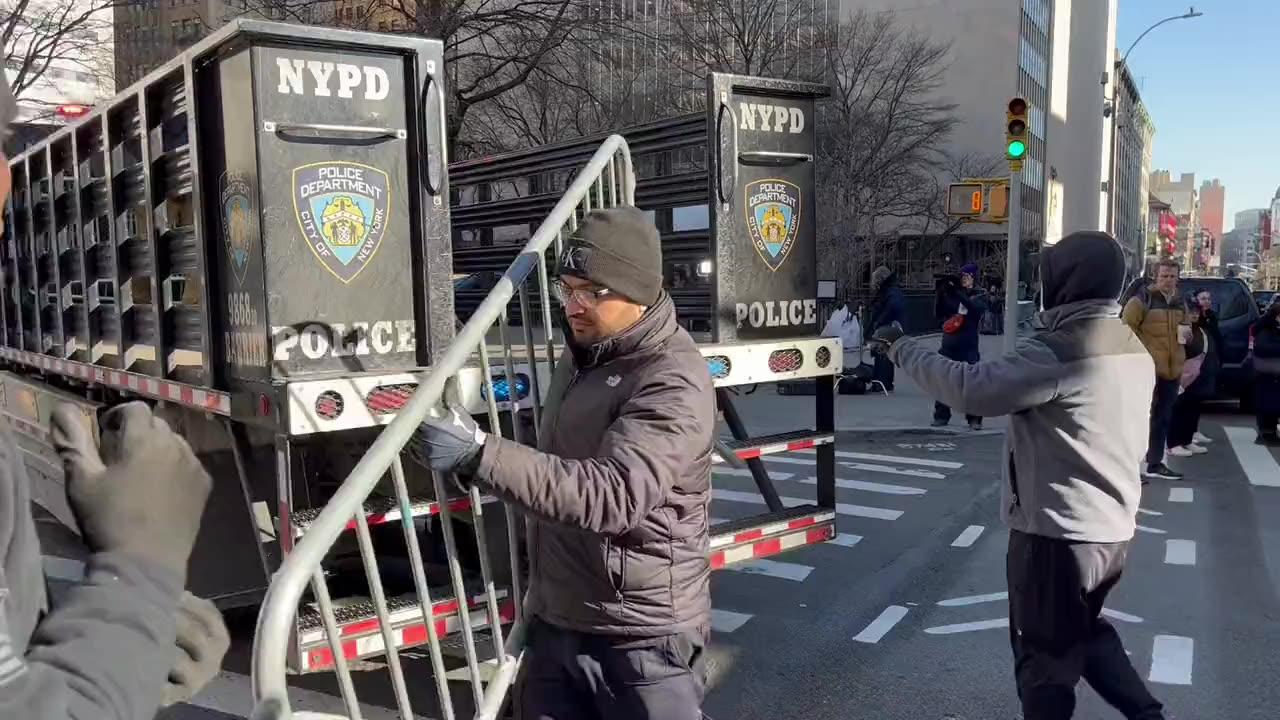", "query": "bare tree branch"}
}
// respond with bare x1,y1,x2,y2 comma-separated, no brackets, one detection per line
2,0,117,105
